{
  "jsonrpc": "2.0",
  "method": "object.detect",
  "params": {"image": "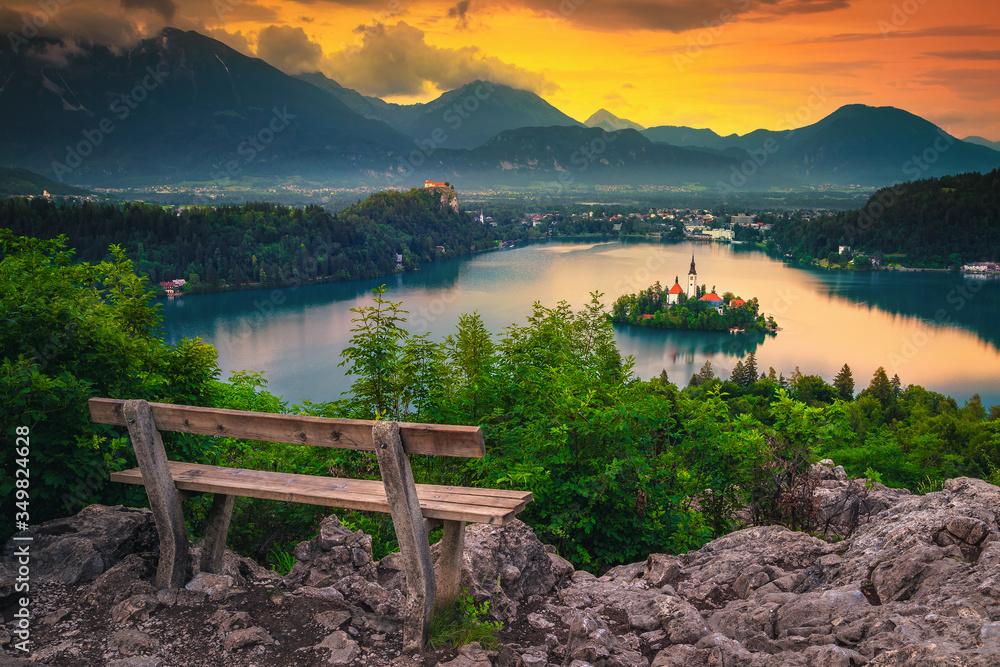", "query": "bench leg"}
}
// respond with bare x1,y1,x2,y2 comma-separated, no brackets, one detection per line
373,421,435,651
434,520,465,613
200,493,234,575
123,399,189,589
